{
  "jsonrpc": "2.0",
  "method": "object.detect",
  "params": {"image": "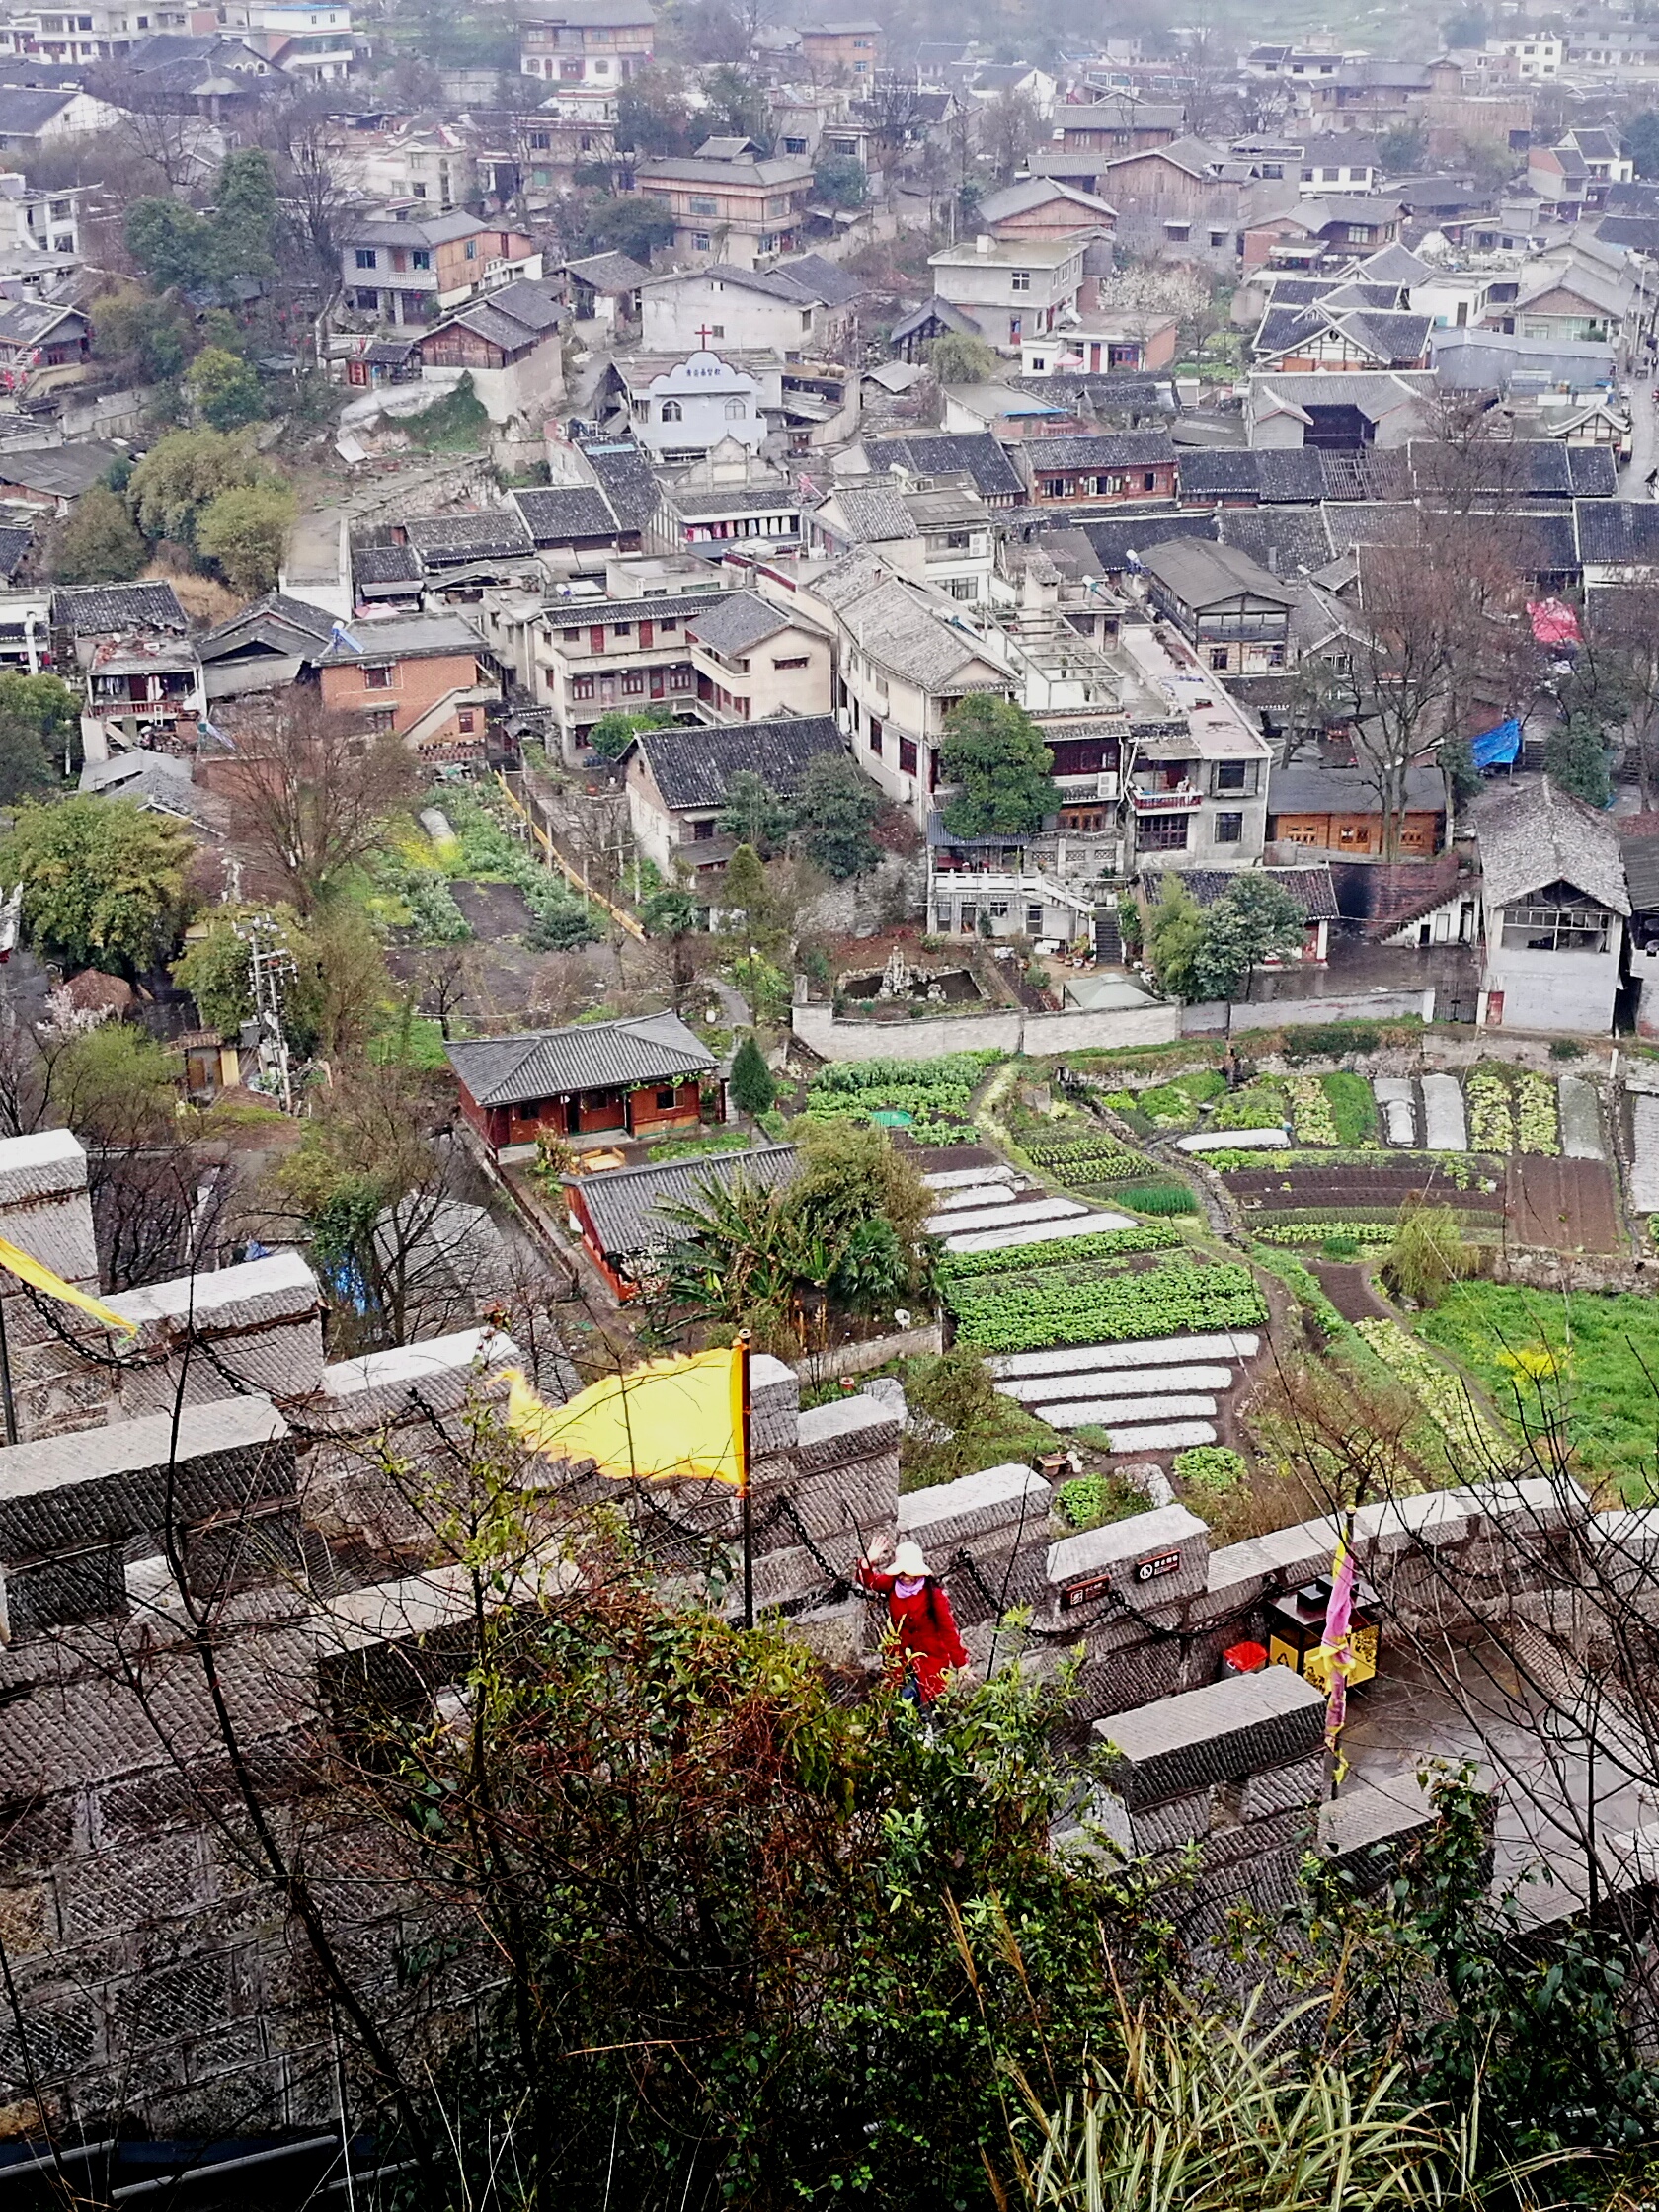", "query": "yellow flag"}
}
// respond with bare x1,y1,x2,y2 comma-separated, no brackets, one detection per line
0,1233,138,1334
503,1345,746,1486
